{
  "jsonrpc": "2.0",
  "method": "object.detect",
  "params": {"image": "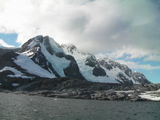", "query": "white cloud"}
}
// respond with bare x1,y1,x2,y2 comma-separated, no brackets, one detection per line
144,54,160,62
96,46,150,59
96,46,160,62
116,60,160,70
0,0,160,57
0,39,14,47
